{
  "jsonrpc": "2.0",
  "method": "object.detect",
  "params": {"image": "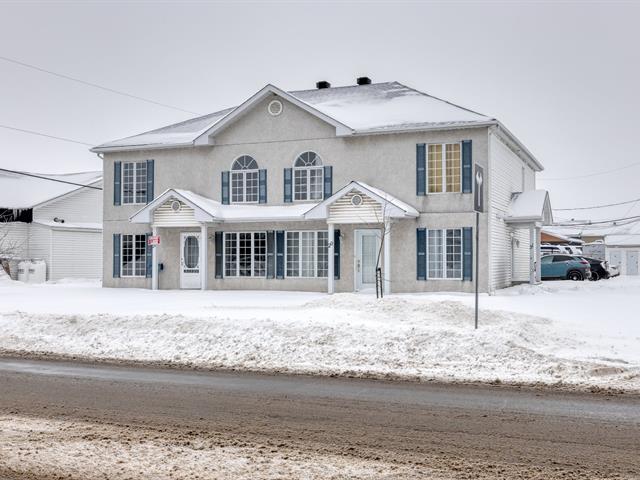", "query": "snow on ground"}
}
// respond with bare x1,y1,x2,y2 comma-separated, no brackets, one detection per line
0,415,433,480
0,276,639,391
